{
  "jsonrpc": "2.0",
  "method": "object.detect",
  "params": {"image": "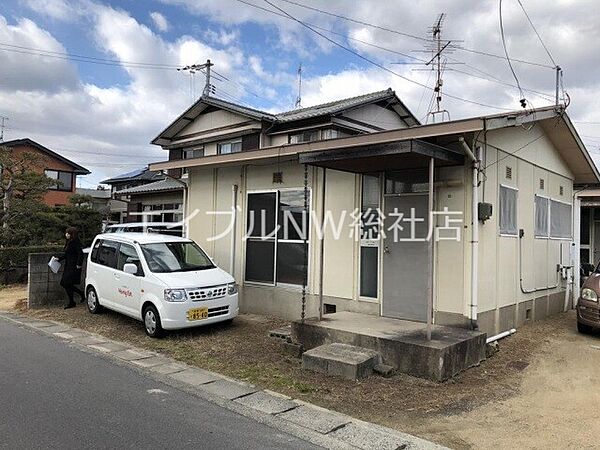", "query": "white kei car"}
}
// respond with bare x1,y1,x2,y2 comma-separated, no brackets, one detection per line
85,233,238,337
